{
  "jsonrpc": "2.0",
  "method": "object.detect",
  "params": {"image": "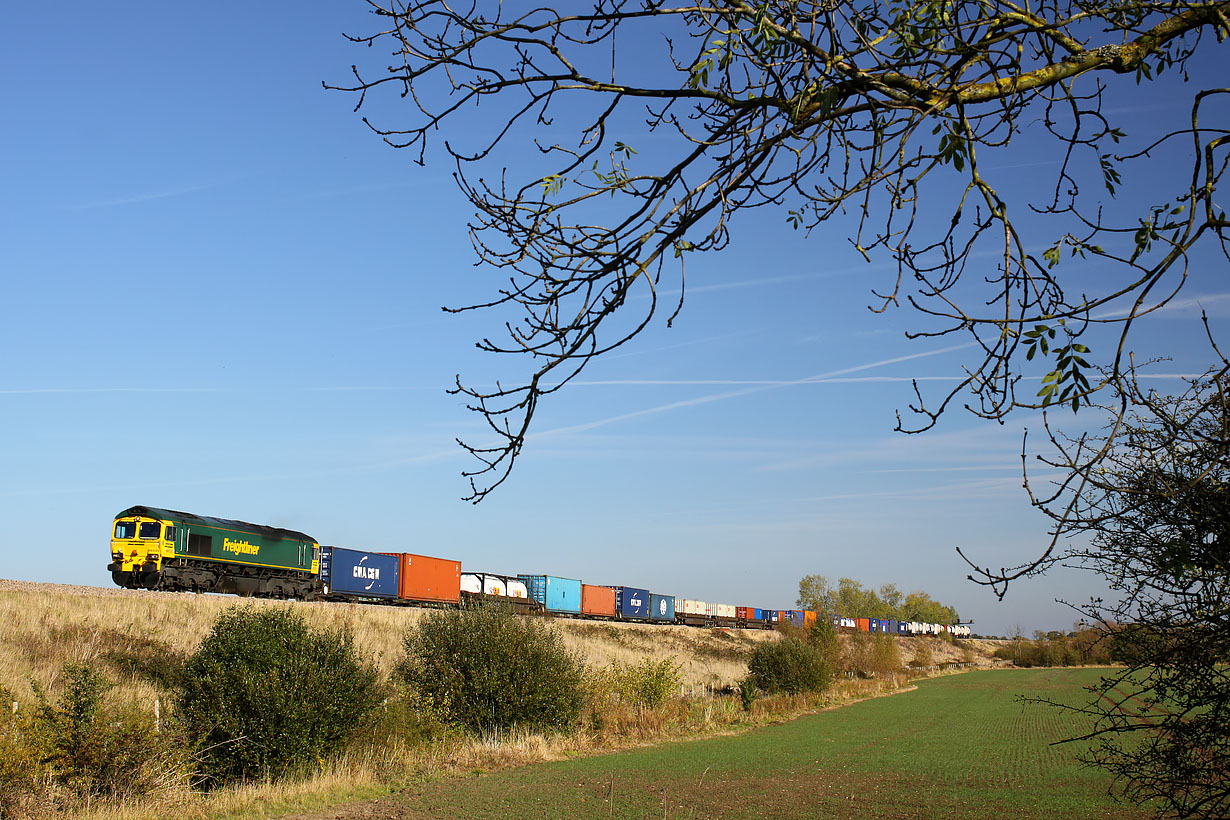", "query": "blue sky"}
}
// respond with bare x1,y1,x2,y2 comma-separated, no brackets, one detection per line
3,4,1225,635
